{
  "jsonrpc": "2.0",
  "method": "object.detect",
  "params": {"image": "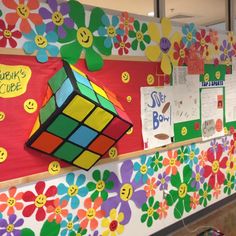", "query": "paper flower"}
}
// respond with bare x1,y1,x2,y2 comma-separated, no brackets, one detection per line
129,20,150,51
199,183,212,207
88,231,99,236
226,154,236,176
166,165,195,219
3,0,42,33
0,19,22,48
119,12,134,35
184,144,199,168
0,187,23,216
86,169,114,201
213,183,221,199
227,31,235,45
156,171,170,191
59,1,111,71
204,144,227,189
209,29,219,45
133,155,154,184
220,39,234,62
73,227,87,236
198,150,208,167
60,213,79,236
22,181,57,221
172,41,189,66
98,14,124,48
57,172,88,209
182,23,197,48
46,198,68,224
157,200,169,220
77,197,105,231
210,139,219,153
145,18,181,75
224,173,235,195
221,136,229,152
228,134,236,155
195,29,210,55
141,197,159,227
163,150,180,175
144,177,157,198
101,160,147,224
191,165,205,191
177,146,189,164
23,23,59,63
114,34,131,55
190,192,200,210
101,209,125,236
0,214,24,236
39,0,74,38
150,152,163,172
